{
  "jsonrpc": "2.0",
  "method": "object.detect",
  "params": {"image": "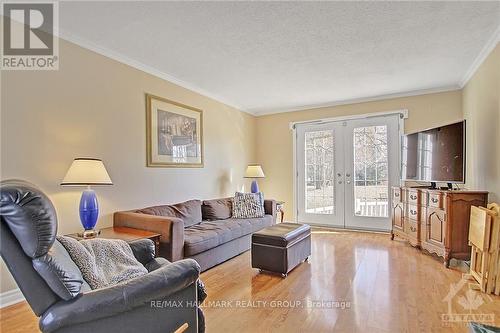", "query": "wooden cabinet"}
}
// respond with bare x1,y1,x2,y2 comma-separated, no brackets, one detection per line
428,192,443,209
392,202,404,231
404,218,419,247
391,187,405,233
391,186,488,267
421,207,446,258
392,187,423,248
406,203,420,221
426,207,446,244
407,189,420,205
392,187,402,202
